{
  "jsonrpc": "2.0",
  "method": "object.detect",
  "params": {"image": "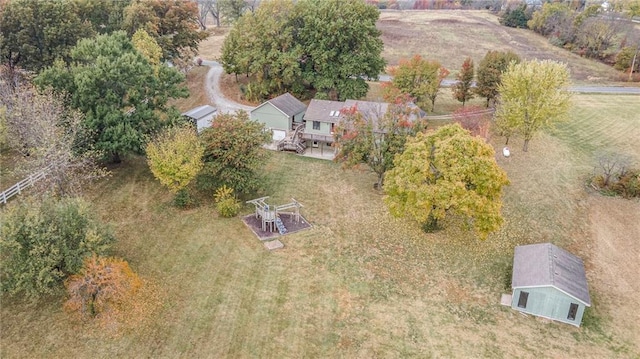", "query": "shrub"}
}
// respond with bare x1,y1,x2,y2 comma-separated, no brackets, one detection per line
173,188,198,209
0,197,114,300
65,255,141,318
614,46,640,74
499,4,530,29
612,170,640,199
214,185,240,217
590,153,639,199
